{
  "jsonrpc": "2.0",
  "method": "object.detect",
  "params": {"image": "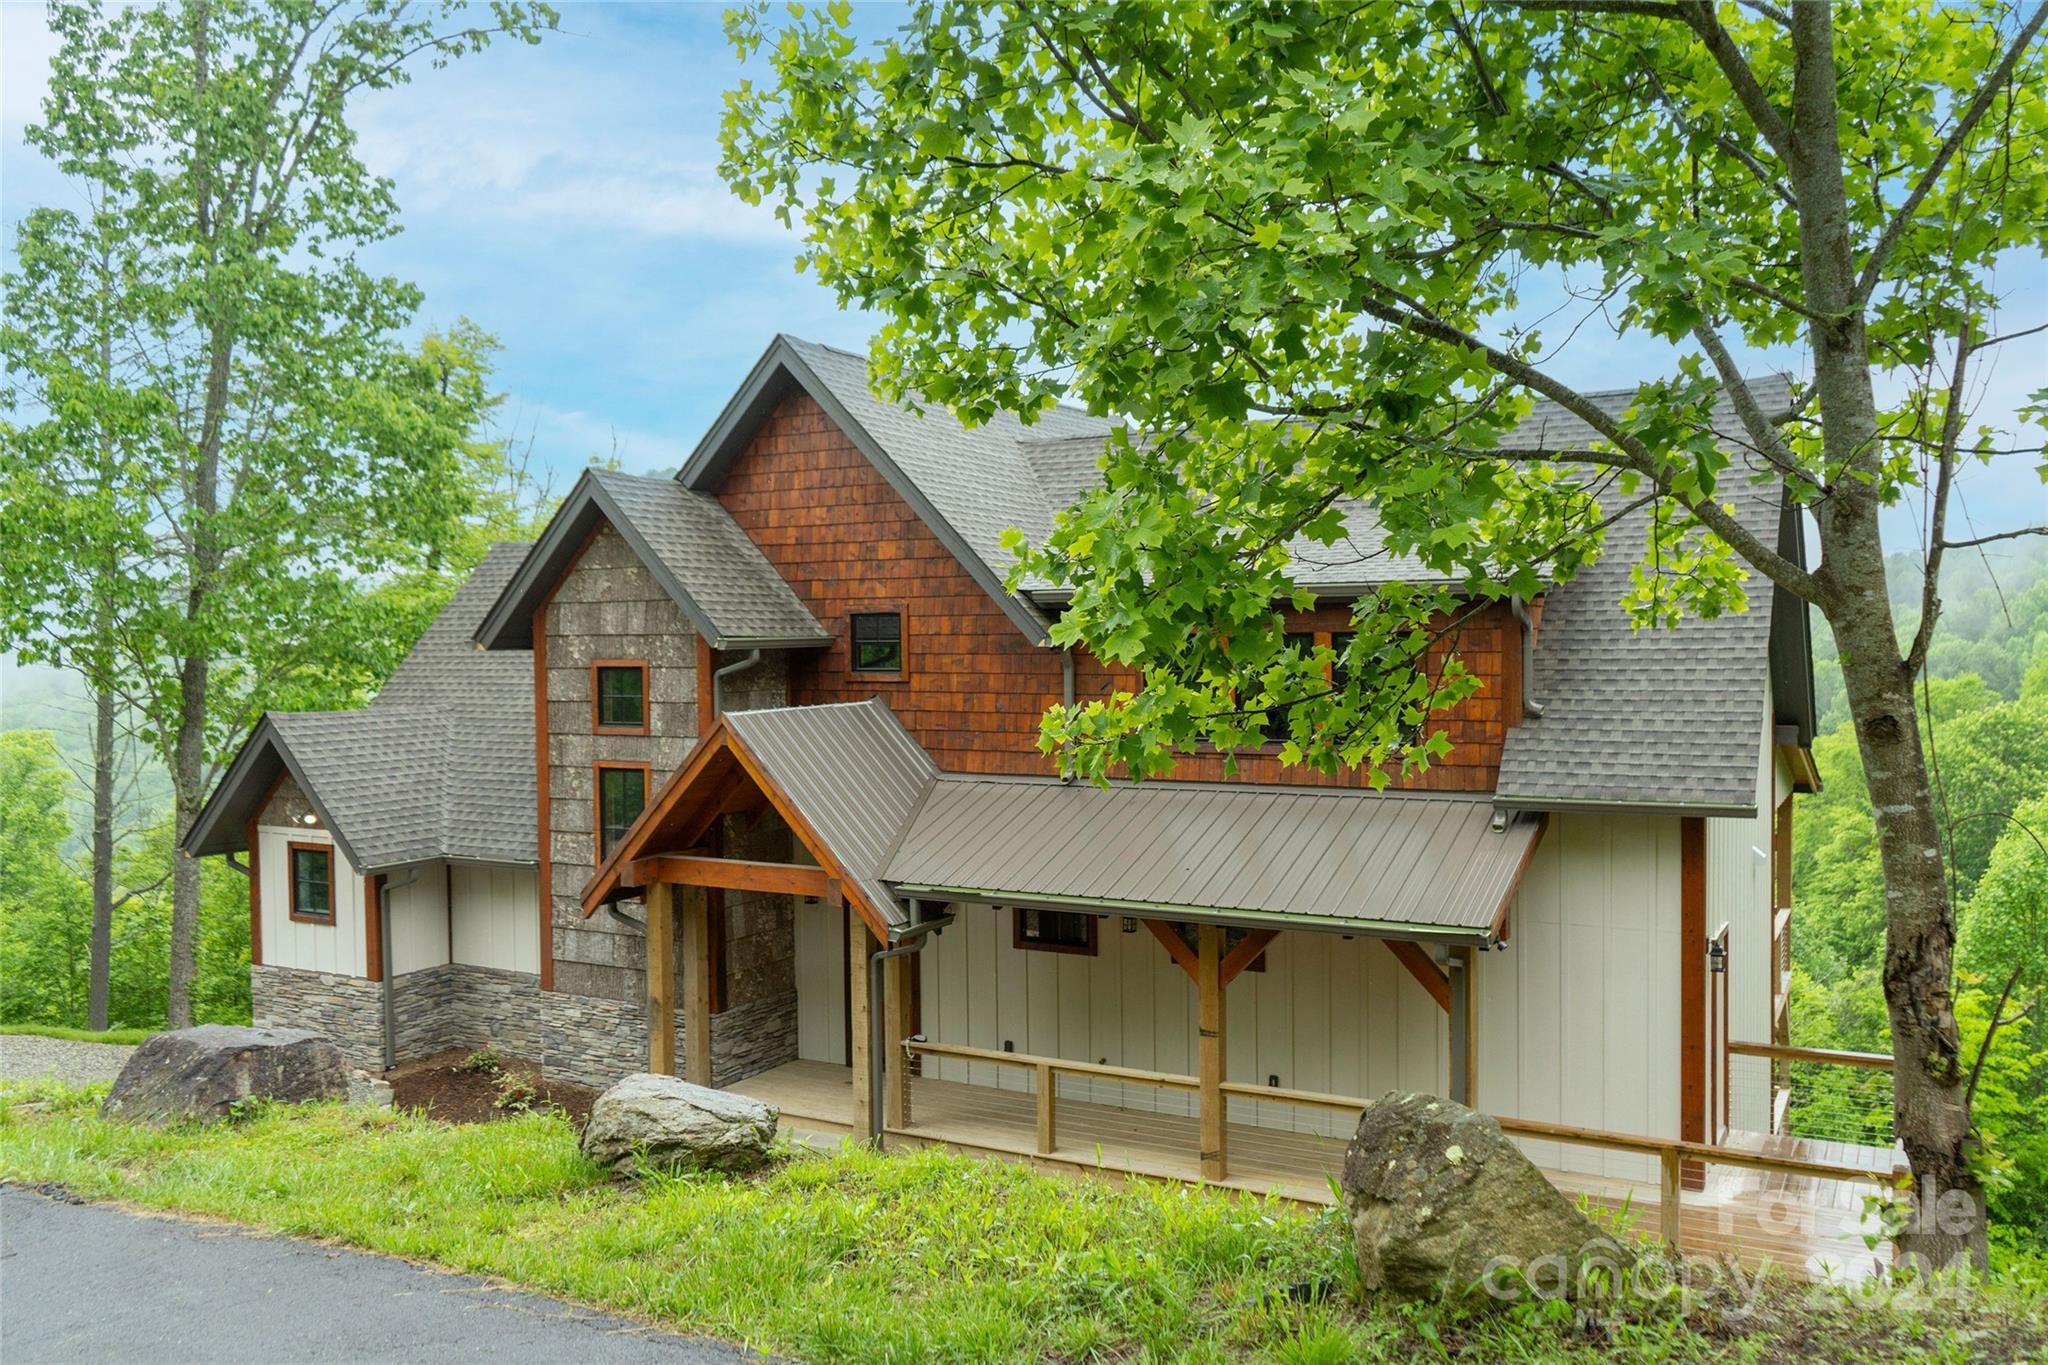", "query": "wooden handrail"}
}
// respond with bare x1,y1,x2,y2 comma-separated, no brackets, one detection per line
1728,1040,1894,1070
904,1037,1905,1251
